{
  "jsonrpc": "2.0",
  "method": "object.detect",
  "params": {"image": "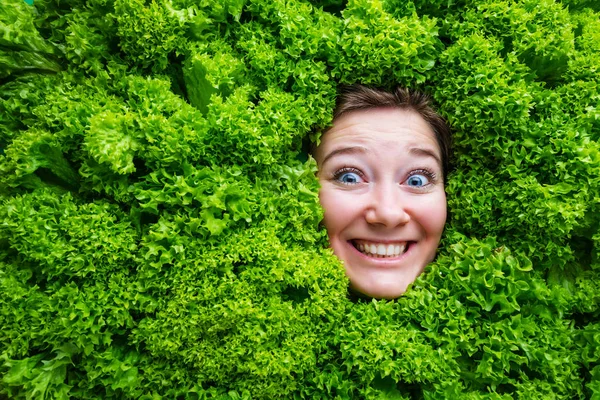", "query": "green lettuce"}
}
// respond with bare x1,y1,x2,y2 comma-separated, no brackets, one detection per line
0,0,598,398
